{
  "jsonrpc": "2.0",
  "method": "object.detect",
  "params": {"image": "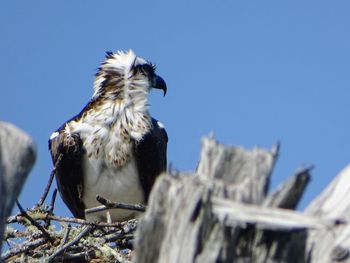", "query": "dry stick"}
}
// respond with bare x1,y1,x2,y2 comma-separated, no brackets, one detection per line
101,222,138,243
45,214,123,228
47,225,93,262
49,188,58,213
47,225,71,262
97,195,146,212
104,231,127,243
16,201,55,244
4,228,42,240
62,250,95,260
85,195,146,215
61,224,72,244
36,170,54,207
1,238,47,261
7,213,123,228
37,153,62,207
44,188,59,228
